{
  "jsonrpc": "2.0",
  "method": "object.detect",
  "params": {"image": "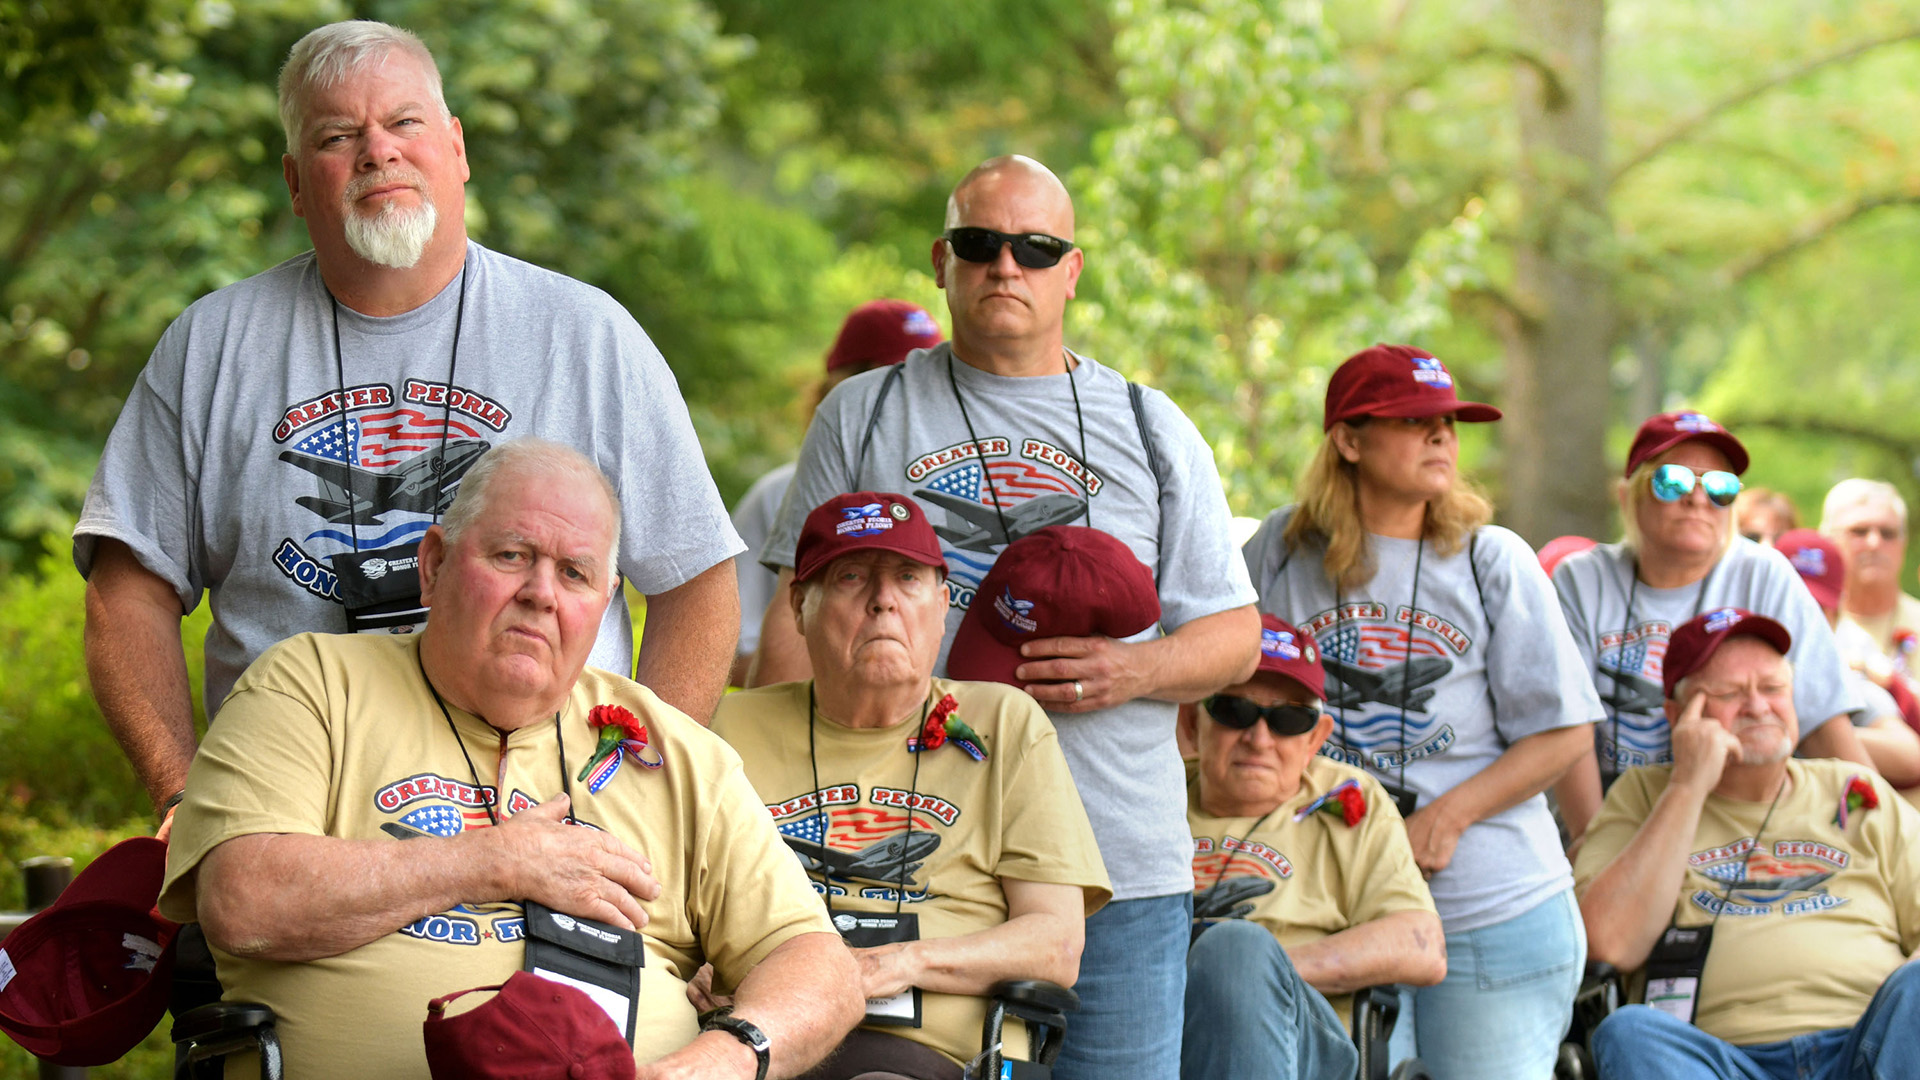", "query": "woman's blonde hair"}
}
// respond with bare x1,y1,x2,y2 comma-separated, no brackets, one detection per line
1617,460,1735,558
1284,422,1493,592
